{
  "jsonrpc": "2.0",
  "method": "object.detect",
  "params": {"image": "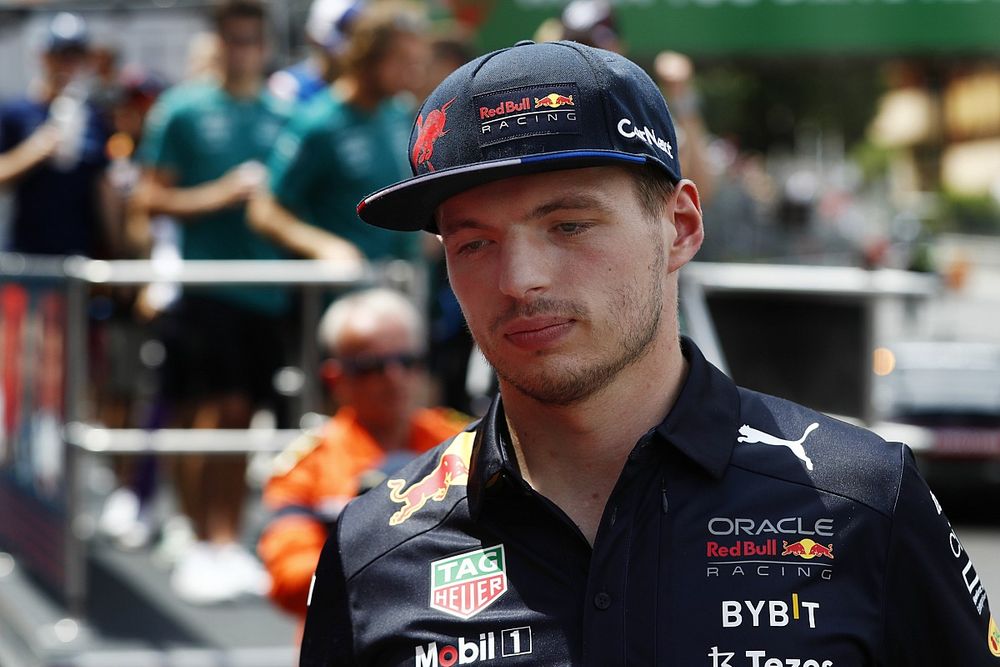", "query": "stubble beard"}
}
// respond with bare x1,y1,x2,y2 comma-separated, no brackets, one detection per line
477,235,666,407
